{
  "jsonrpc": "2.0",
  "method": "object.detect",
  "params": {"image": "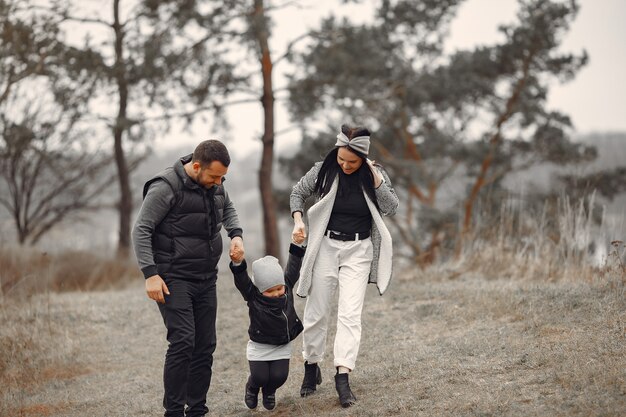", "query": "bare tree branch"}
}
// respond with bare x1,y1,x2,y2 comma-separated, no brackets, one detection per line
274,32,310,66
